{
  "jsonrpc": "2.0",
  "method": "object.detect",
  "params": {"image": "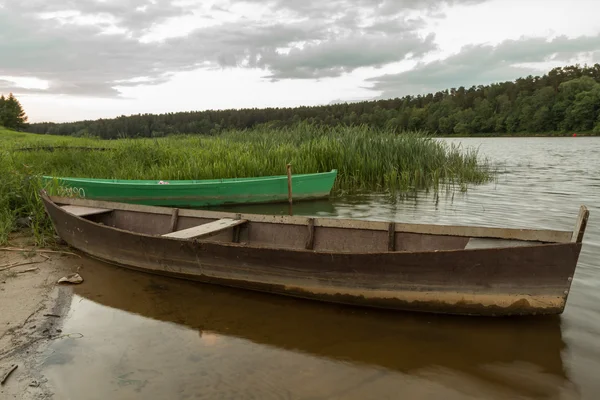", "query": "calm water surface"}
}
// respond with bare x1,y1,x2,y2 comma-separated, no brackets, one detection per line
42,137,600,399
